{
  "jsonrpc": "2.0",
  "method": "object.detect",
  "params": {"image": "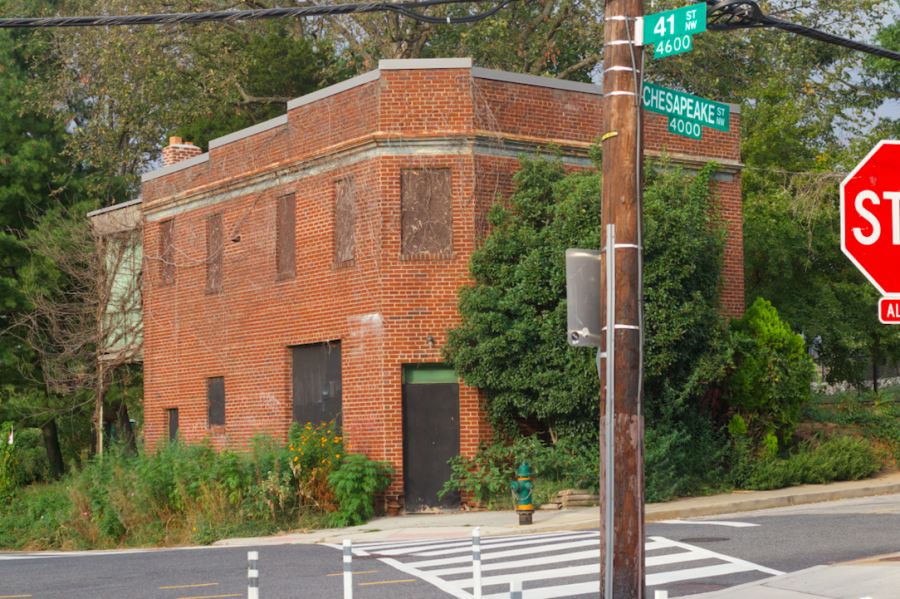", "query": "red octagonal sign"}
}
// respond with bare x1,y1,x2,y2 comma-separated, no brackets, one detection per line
841,140,900,297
